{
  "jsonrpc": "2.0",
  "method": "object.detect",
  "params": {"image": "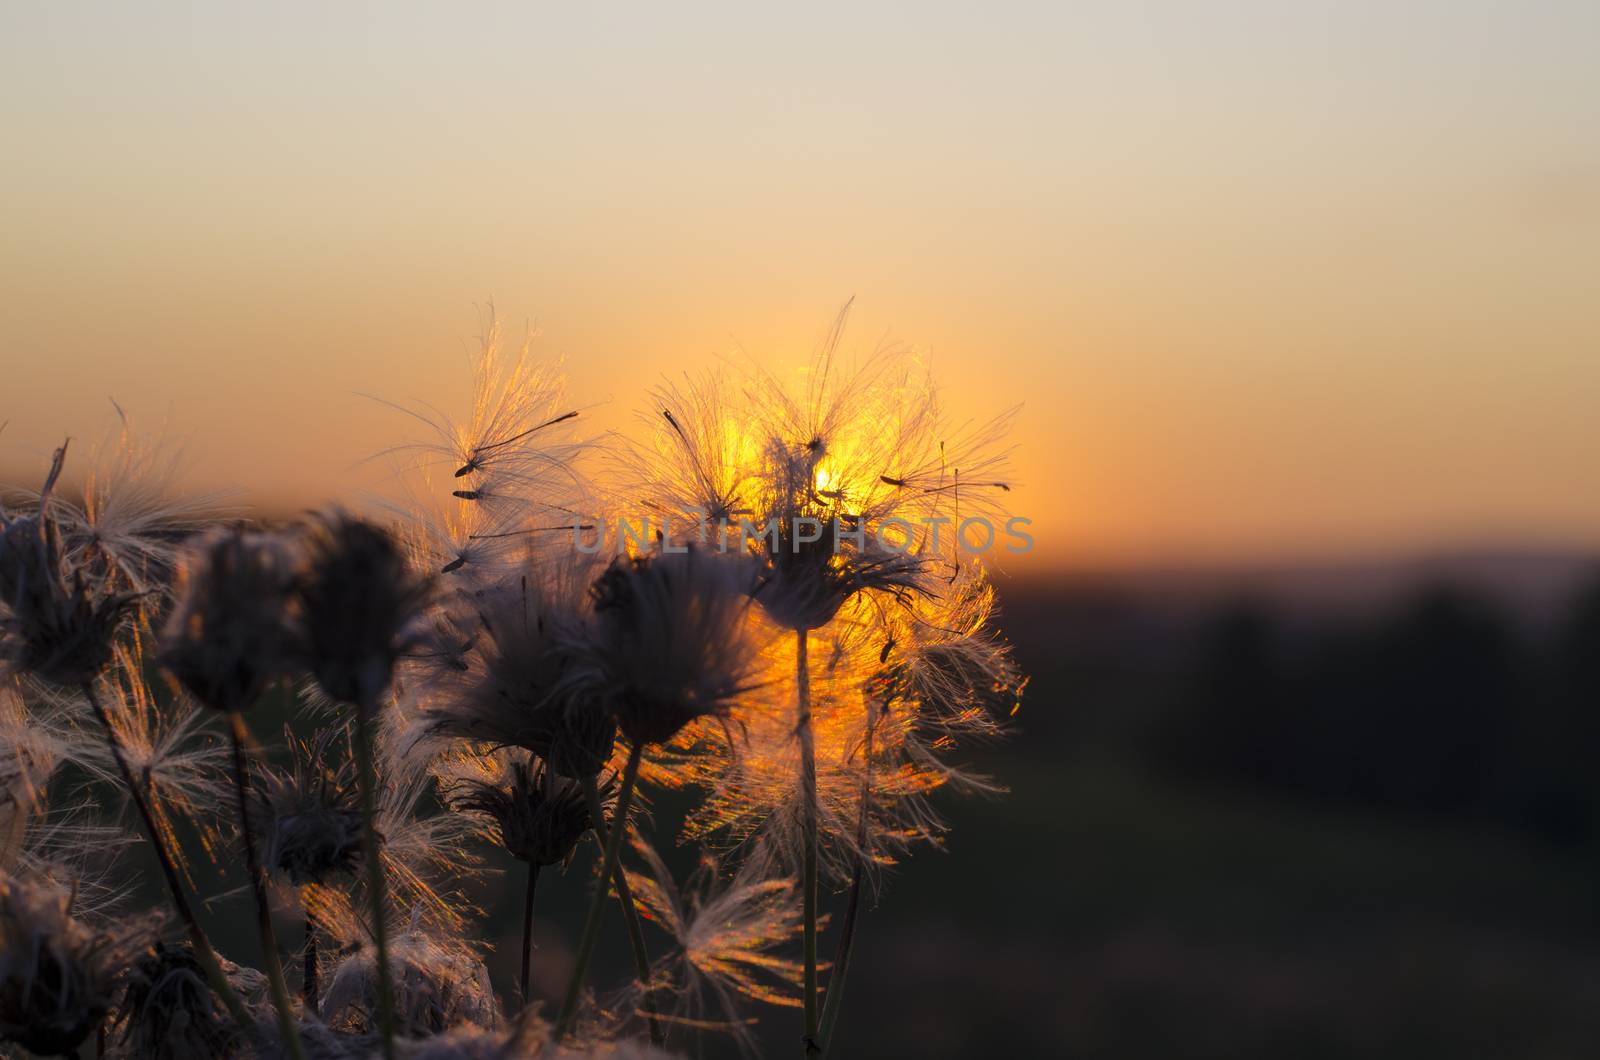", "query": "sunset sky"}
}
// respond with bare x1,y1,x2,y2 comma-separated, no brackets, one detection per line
2,2,1596,570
